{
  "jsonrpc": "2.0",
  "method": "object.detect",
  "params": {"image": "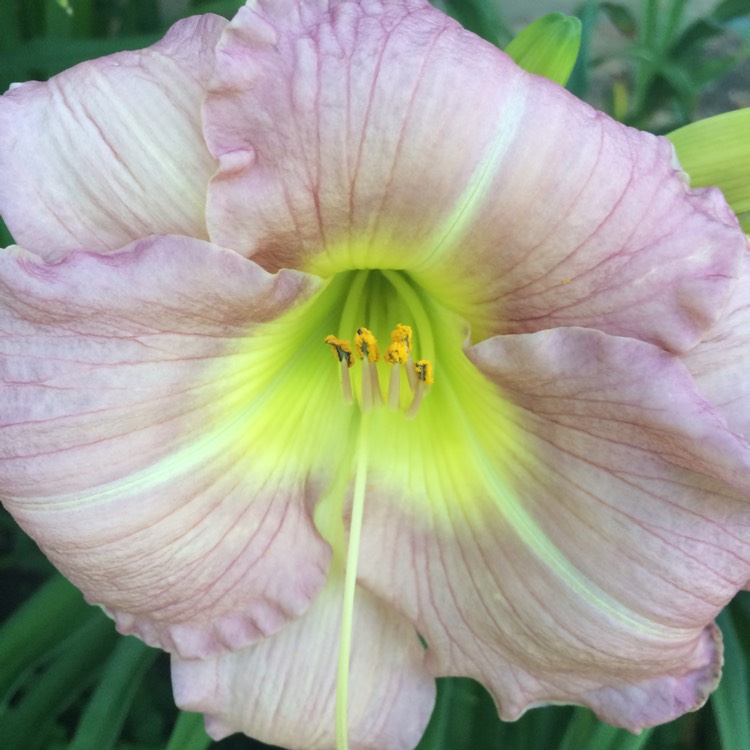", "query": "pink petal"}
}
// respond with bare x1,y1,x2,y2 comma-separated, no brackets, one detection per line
172,578,435,749
684,254,750,442
0,236,331,658
0,14,225,259
356,327,750,730
203,0,743,352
